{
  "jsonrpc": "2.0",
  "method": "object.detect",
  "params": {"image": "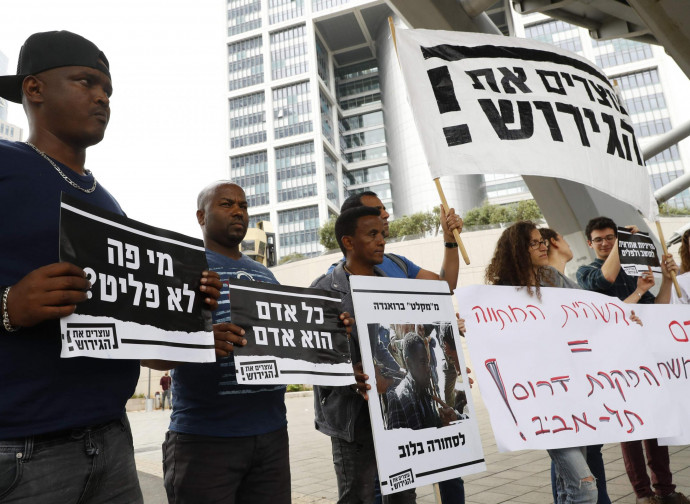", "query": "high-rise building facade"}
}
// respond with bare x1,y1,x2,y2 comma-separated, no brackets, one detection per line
483,12,690,209
225,0,487,259
0,49,22,141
